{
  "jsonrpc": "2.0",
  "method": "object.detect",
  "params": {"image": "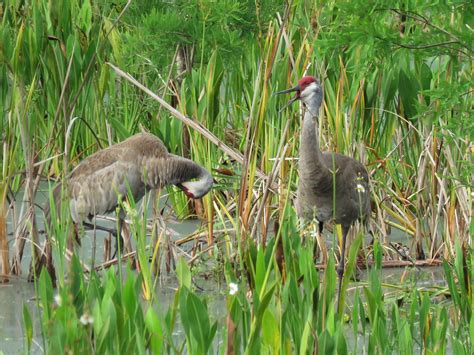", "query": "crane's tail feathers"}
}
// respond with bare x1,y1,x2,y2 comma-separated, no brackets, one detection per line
43,183,65,227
